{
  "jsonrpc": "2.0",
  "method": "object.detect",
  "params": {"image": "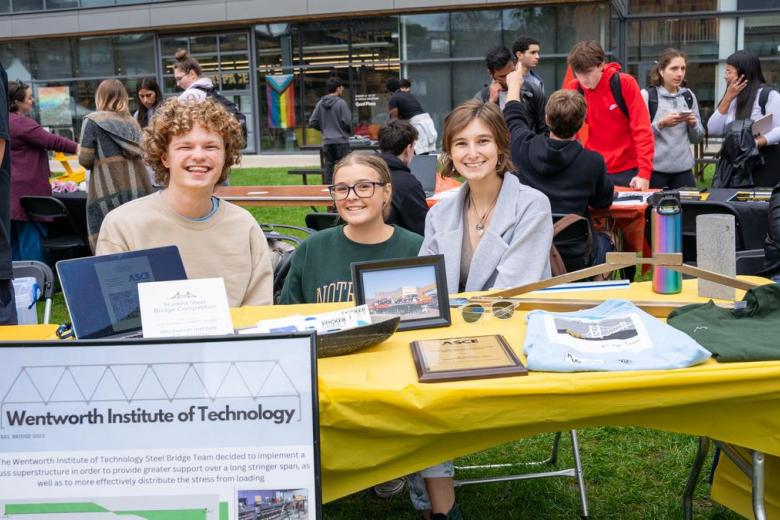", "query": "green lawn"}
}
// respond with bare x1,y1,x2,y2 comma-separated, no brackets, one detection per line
42,165,738,519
